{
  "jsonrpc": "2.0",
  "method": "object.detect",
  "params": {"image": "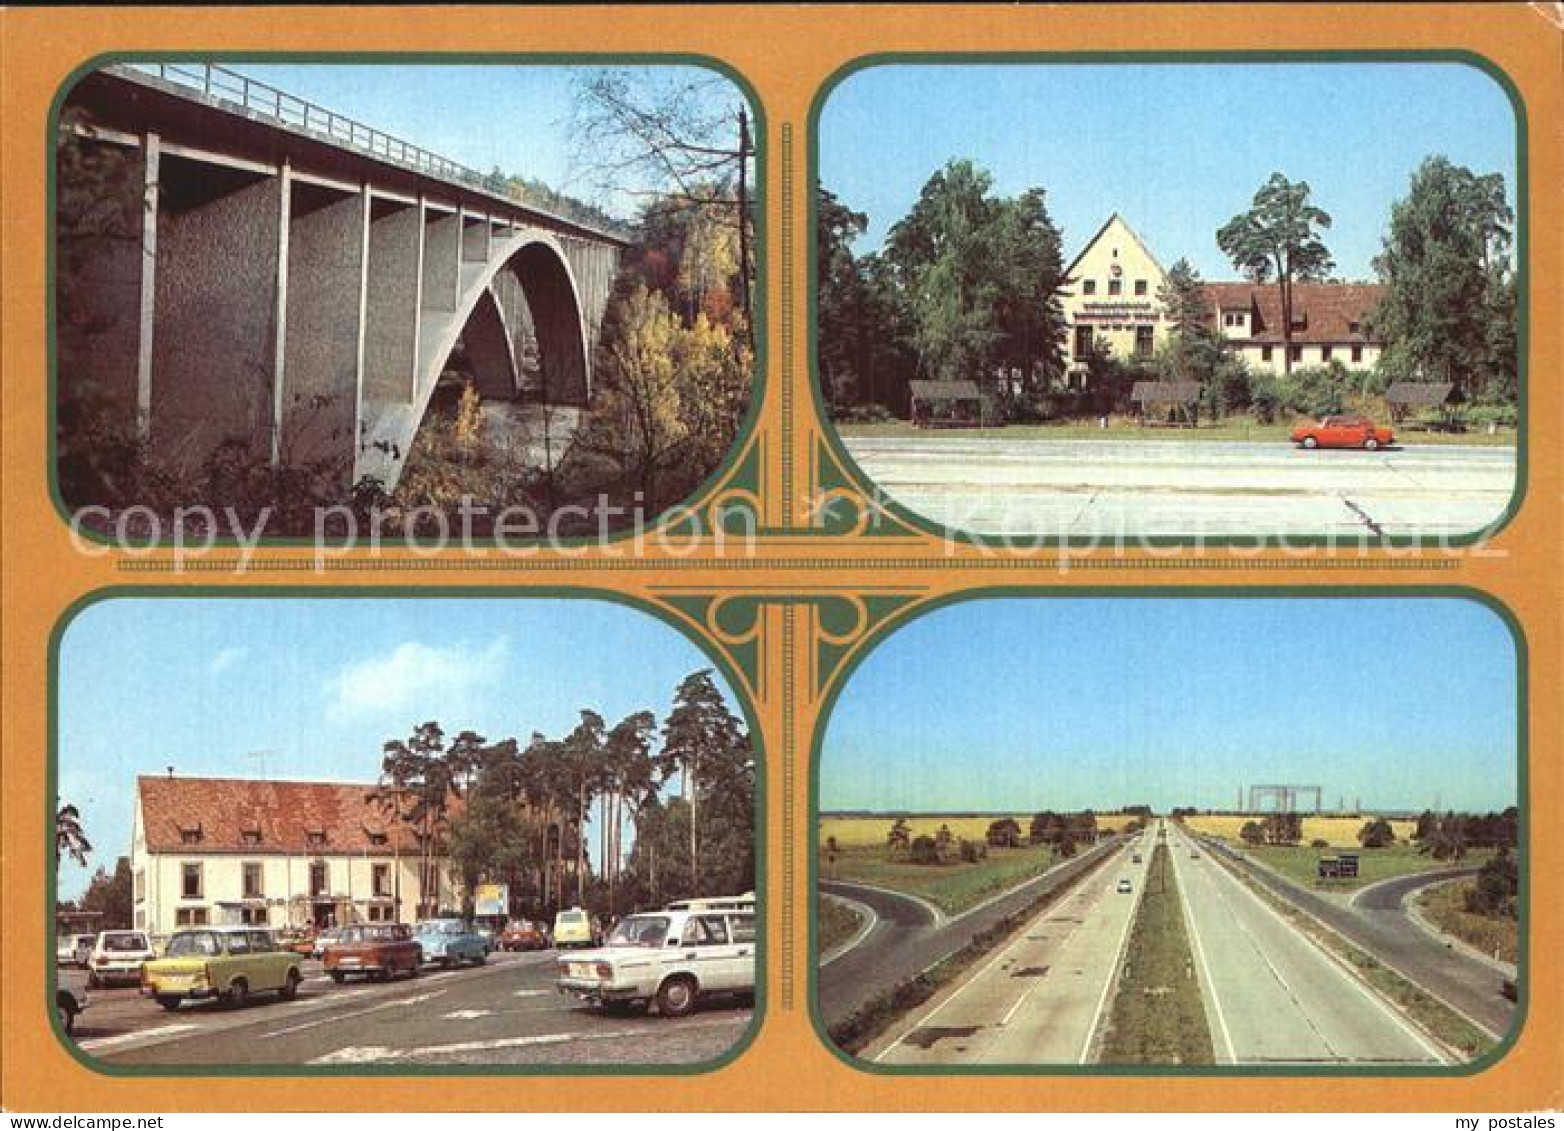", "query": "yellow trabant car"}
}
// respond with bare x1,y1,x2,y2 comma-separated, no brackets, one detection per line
141,926,303,1012
552,907,597,949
